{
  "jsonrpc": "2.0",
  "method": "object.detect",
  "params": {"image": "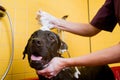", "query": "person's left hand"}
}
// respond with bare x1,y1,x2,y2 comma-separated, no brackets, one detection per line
36,57,66,79
36,10,57,27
